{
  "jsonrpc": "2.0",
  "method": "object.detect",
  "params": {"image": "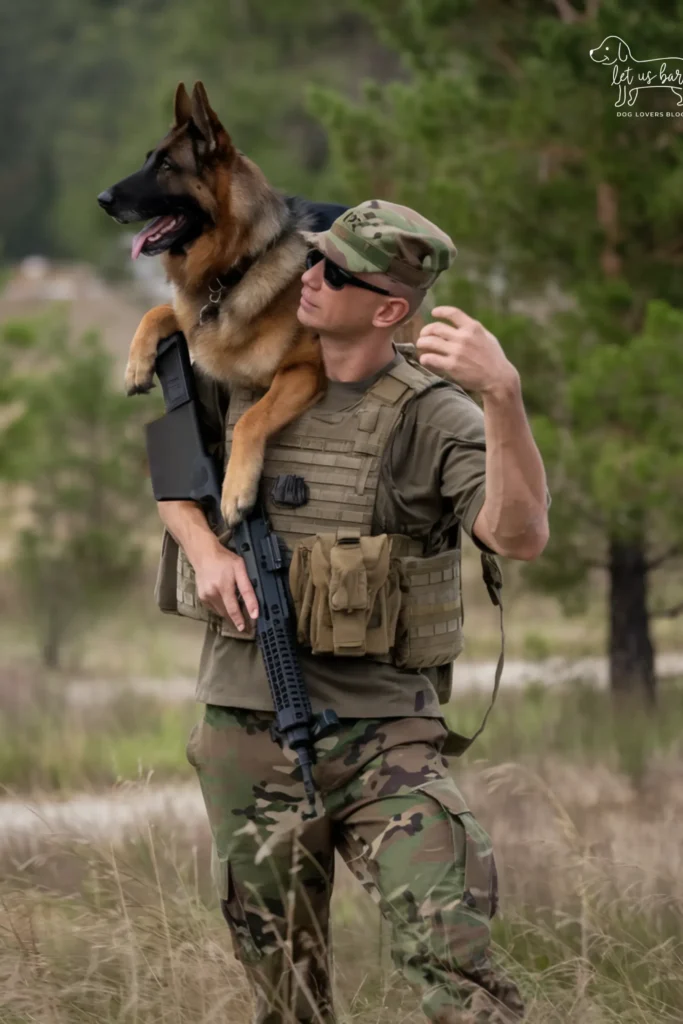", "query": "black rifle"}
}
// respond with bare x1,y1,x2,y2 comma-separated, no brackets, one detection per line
145,331,339,817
